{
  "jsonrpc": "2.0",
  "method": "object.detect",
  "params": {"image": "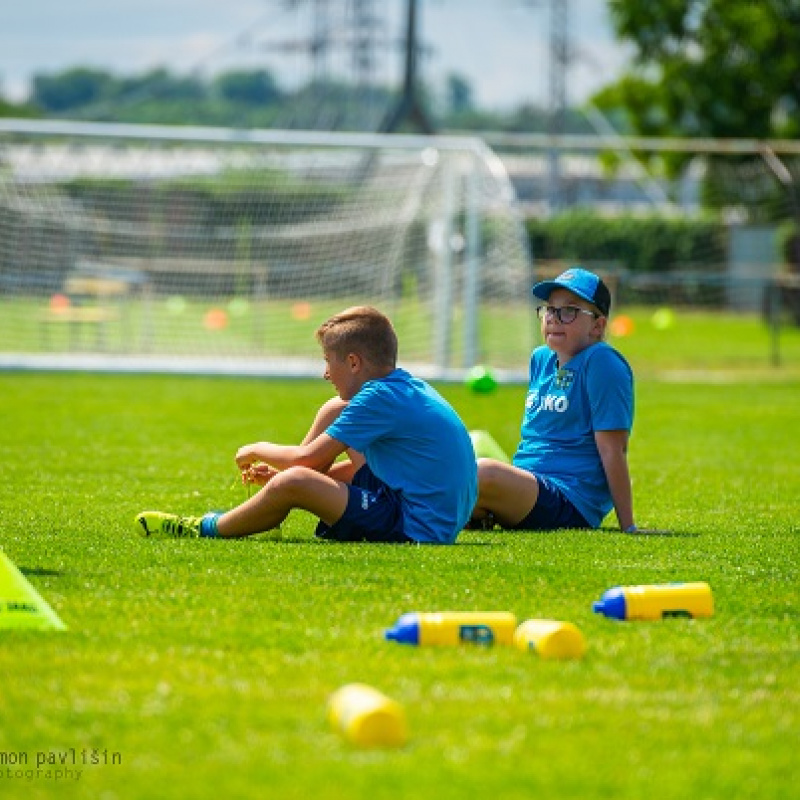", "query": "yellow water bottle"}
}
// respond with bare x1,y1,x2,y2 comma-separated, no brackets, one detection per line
384,612,518,646
328,683,408,748
592,582,714,621
513,619,586,659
